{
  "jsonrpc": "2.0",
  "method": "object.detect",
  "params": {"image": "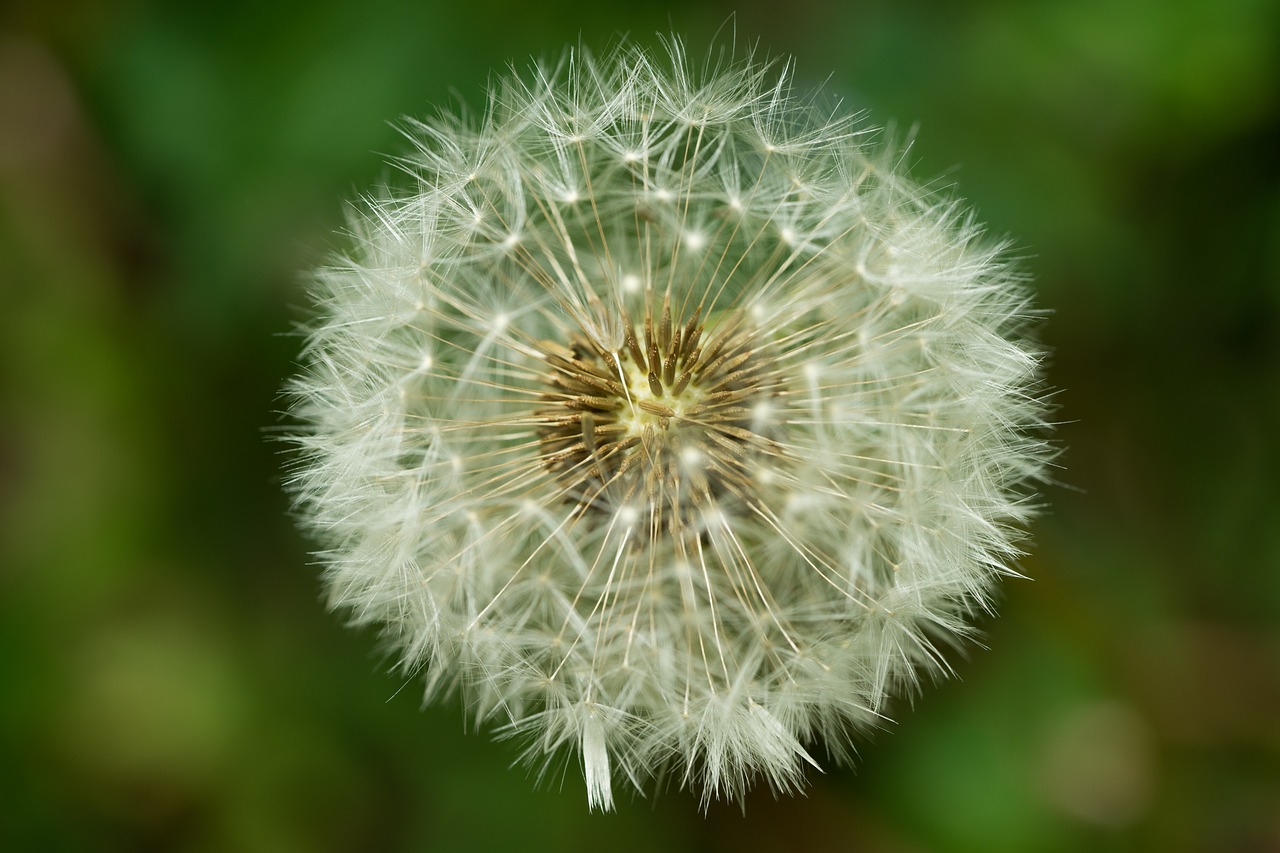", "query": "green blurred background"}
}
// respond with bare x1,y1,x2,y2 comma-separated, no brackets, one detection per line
2,0,1277,850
